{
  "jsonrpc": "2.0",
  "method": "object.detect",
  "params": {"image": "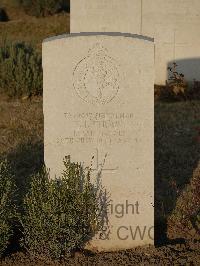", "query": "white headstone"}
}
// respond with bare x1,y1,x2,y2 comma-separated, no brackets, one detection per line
71,0,141,34
43,33,154,251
